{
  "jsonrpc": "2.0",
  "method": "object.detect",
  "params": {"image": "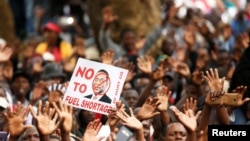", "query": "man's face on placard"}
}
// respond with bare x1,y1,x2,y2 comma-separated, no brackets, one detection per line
92,71,109,95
